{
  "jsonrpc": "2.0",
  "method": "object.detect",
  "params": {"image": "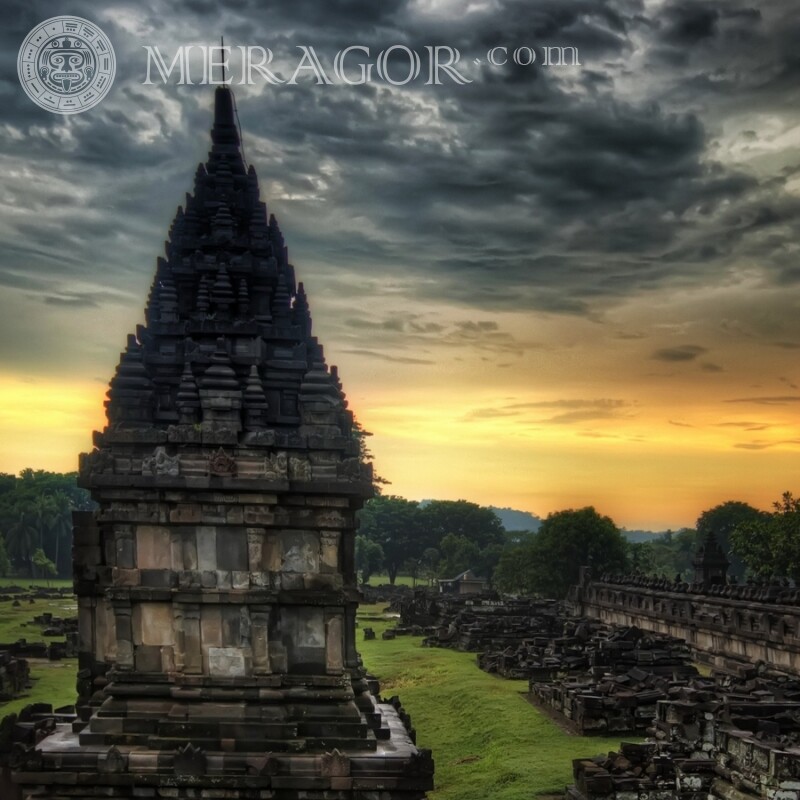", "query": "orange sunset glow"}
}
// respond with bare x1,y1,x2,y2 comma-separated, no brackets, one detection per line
3,3,800,533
